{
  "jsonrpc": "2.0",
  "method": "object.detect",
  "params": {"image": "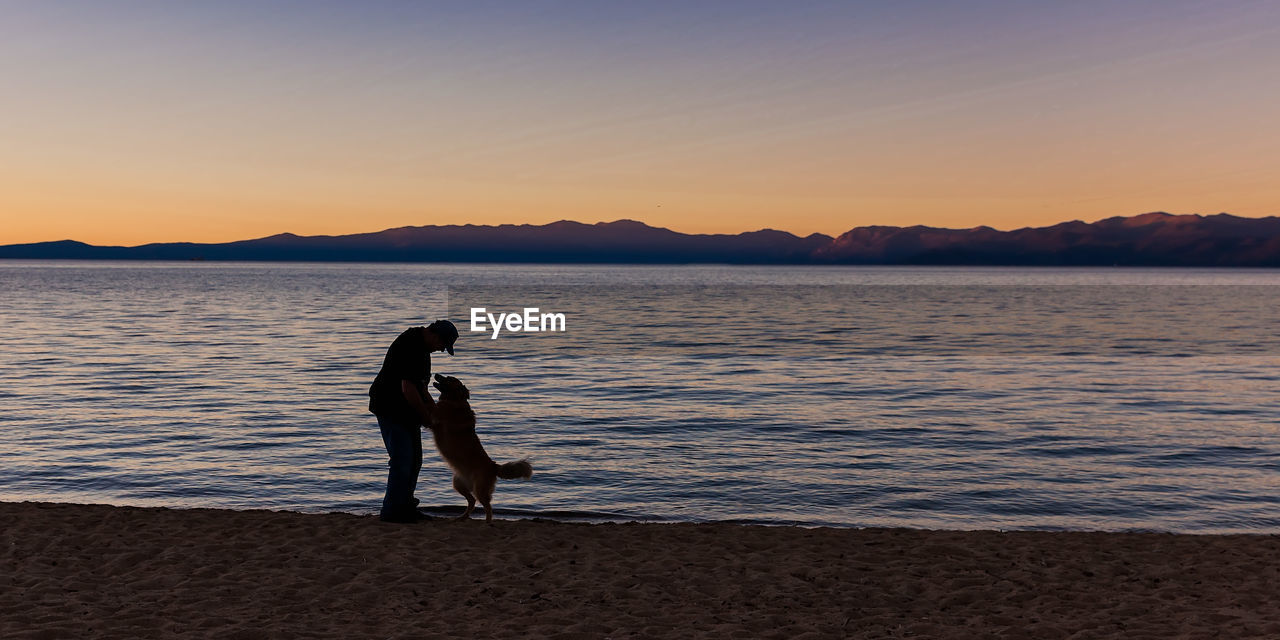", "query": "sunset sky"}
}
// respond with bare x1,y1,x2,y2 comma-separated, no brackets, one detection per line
2,0,1278,245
